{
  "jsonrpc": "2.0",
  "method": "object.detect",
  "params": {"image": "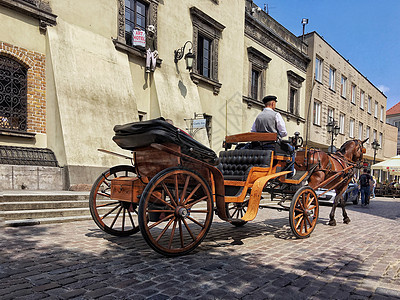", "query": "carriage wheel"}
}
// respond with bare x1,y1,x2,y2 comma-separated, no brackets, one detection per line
289,186,319,239
138,167,213,256
225,200,248,227
89,165,140,236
